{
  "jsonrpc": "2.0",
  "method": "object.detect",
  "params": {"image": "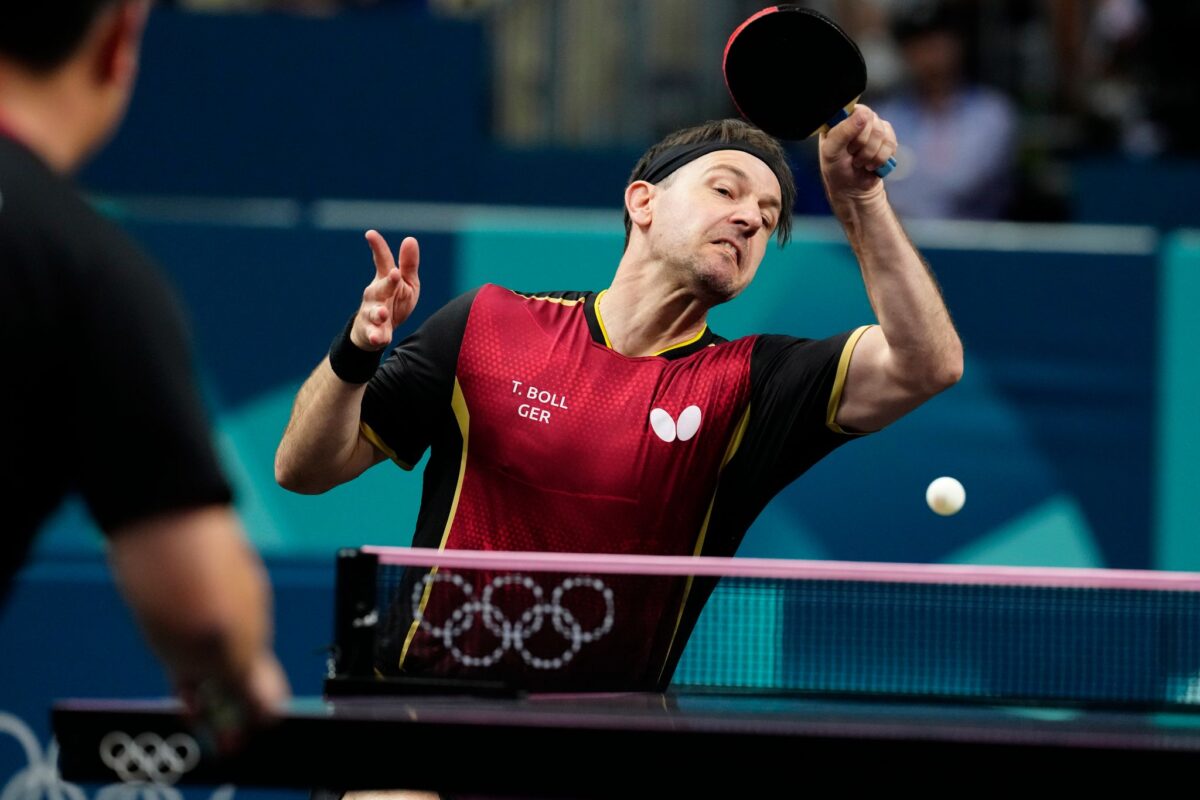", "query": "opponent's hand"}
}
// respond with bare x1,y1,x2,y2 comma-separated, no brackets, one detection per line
179,651,290,756
818,104,897,203
352,231,421,350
